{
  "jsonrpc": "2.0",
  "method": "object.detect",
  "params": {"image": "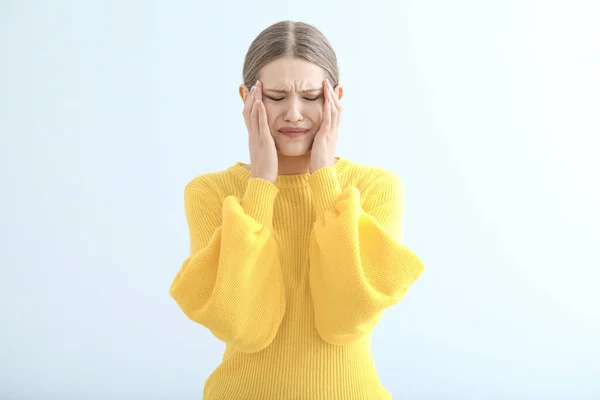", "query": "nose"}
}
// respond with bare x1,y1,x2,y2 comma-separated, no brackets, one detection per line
283,97,303,122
